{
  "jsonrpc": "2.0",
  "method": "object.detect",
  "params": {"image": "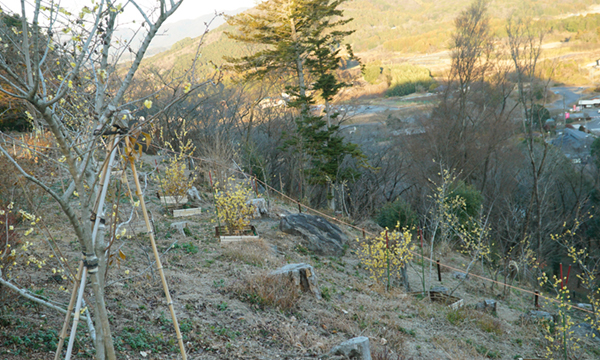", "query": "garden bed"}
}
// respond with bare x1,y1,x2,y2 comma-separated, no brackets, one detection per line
215,225,259,243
